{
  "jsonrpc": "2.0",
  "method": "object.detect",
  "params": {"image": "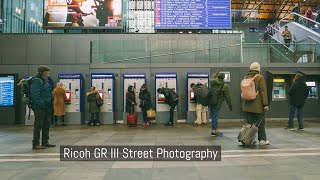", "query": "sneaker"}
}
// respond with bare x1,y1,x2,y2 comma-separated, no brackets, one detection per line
252,140,257,145
90,123,94,126
211,132,217,137
60,122,66,126
142,122,147,126
297,128,304,131
42,143,56,148
202,122,207,125
164,122,173,126
215,131,224,136
285,127,294,131
259,140,270,145
96,123,101,126
146,122,150,126
32,145,46,149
